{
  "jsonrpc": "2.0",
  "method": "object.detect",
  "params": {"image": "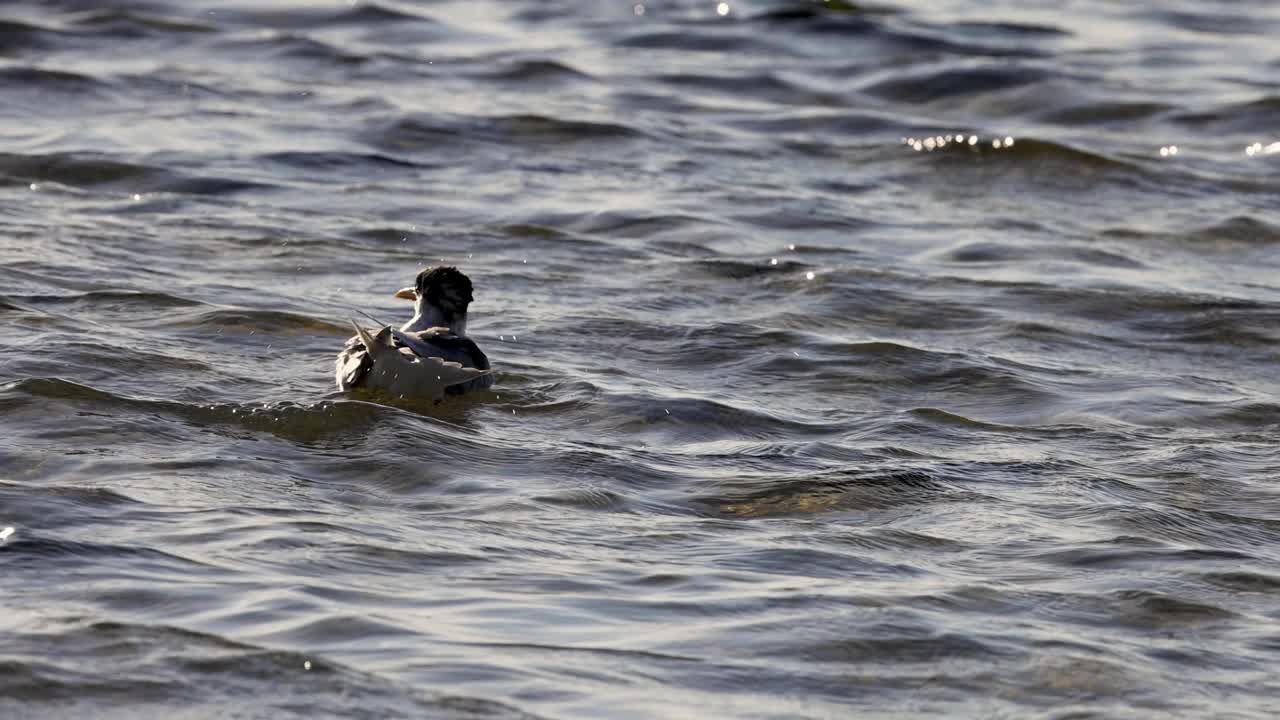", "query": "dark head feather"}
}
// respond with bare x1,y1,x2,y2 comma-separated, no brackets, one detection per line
415,266,474,317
